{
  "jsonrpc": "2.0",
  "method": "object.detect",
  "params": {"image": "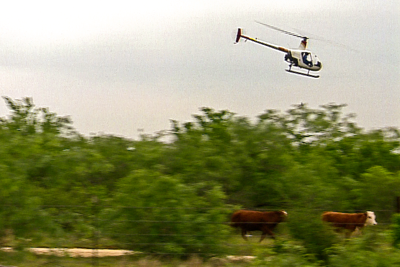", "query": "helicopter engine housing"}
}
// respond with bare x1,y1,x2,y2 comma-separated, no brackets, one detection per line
285,52,298,66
